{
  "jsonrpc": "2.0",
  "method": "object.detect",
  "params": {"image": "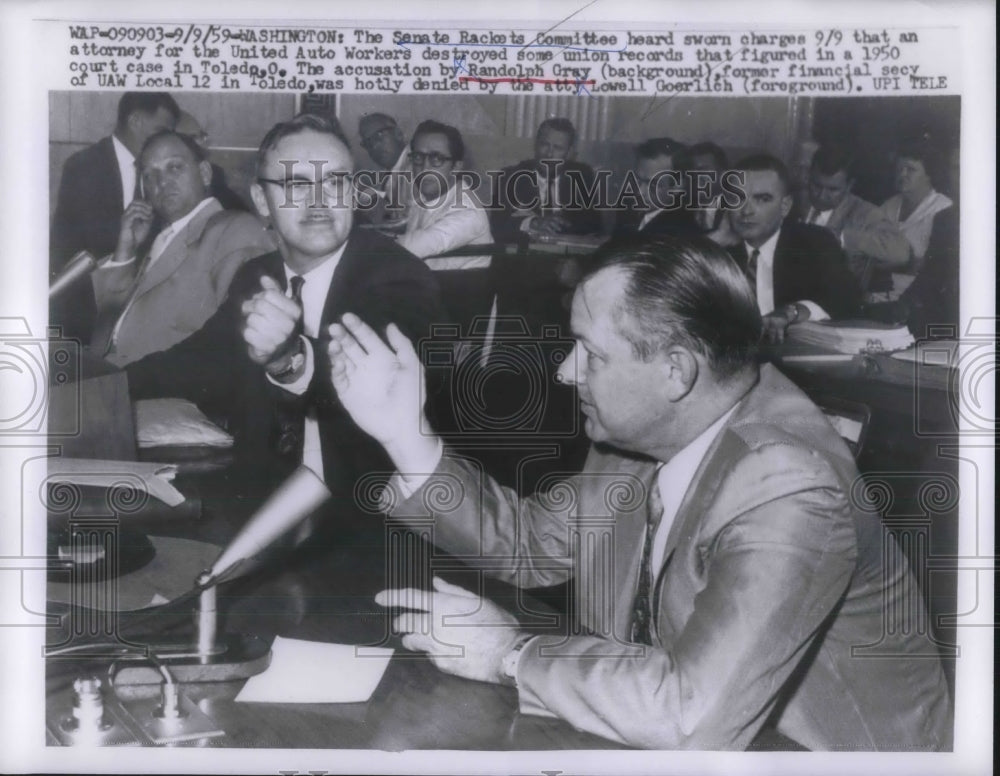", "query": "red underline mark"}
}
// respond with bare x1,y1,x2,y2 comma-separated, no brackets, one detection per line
458,76,597,86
